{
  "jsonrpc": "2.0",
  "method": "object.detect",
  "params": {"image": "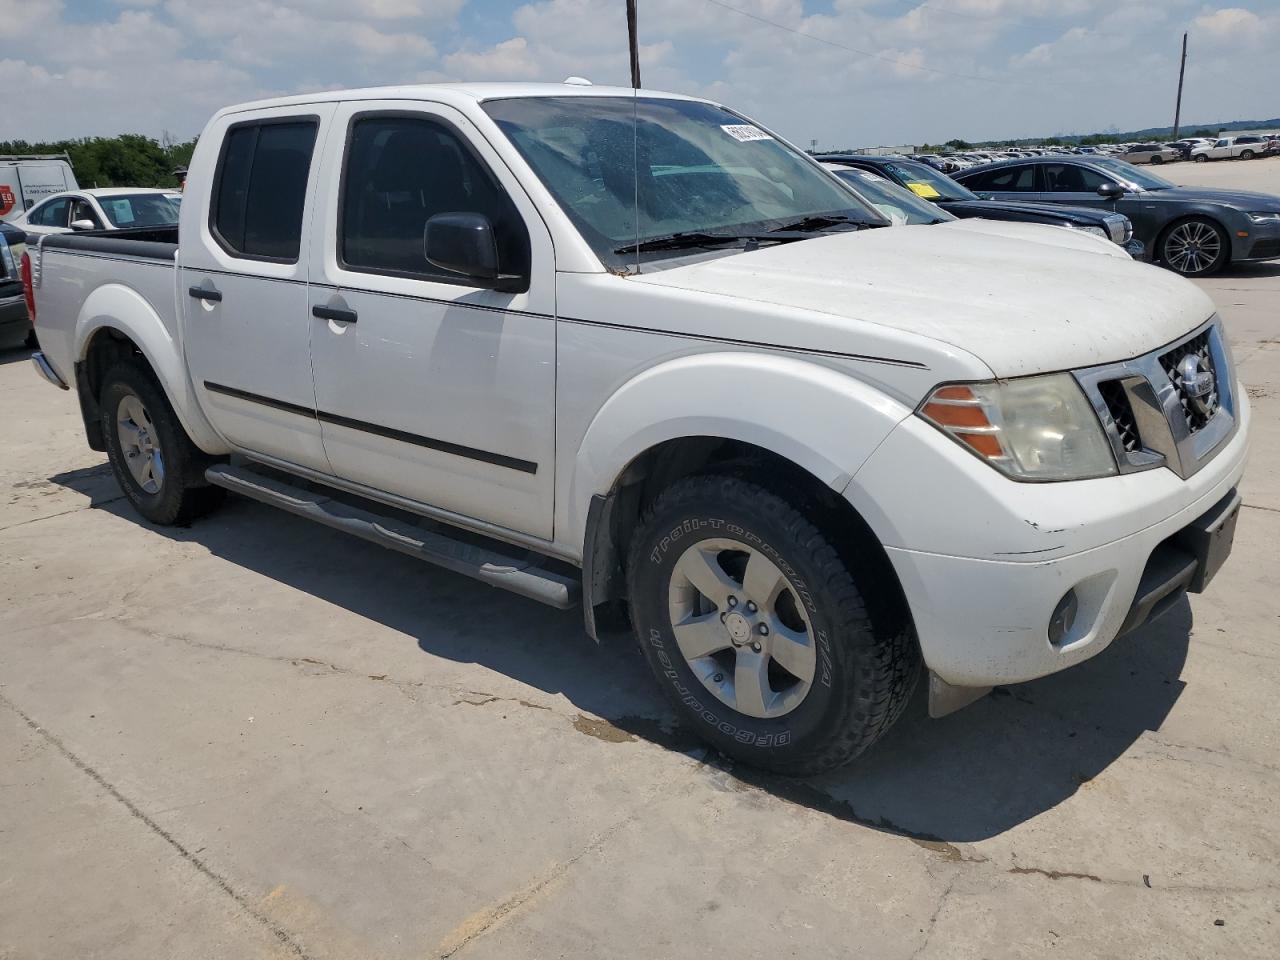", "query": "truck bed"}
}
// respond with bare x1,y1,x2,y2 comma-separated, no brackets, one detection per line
40,224,178,261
